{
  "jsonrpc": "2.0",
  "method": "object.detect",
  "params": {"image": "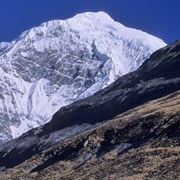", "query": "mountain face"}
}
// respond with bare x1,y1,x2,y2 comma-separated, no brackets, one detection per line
0,40,179,174
0,11,166,144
